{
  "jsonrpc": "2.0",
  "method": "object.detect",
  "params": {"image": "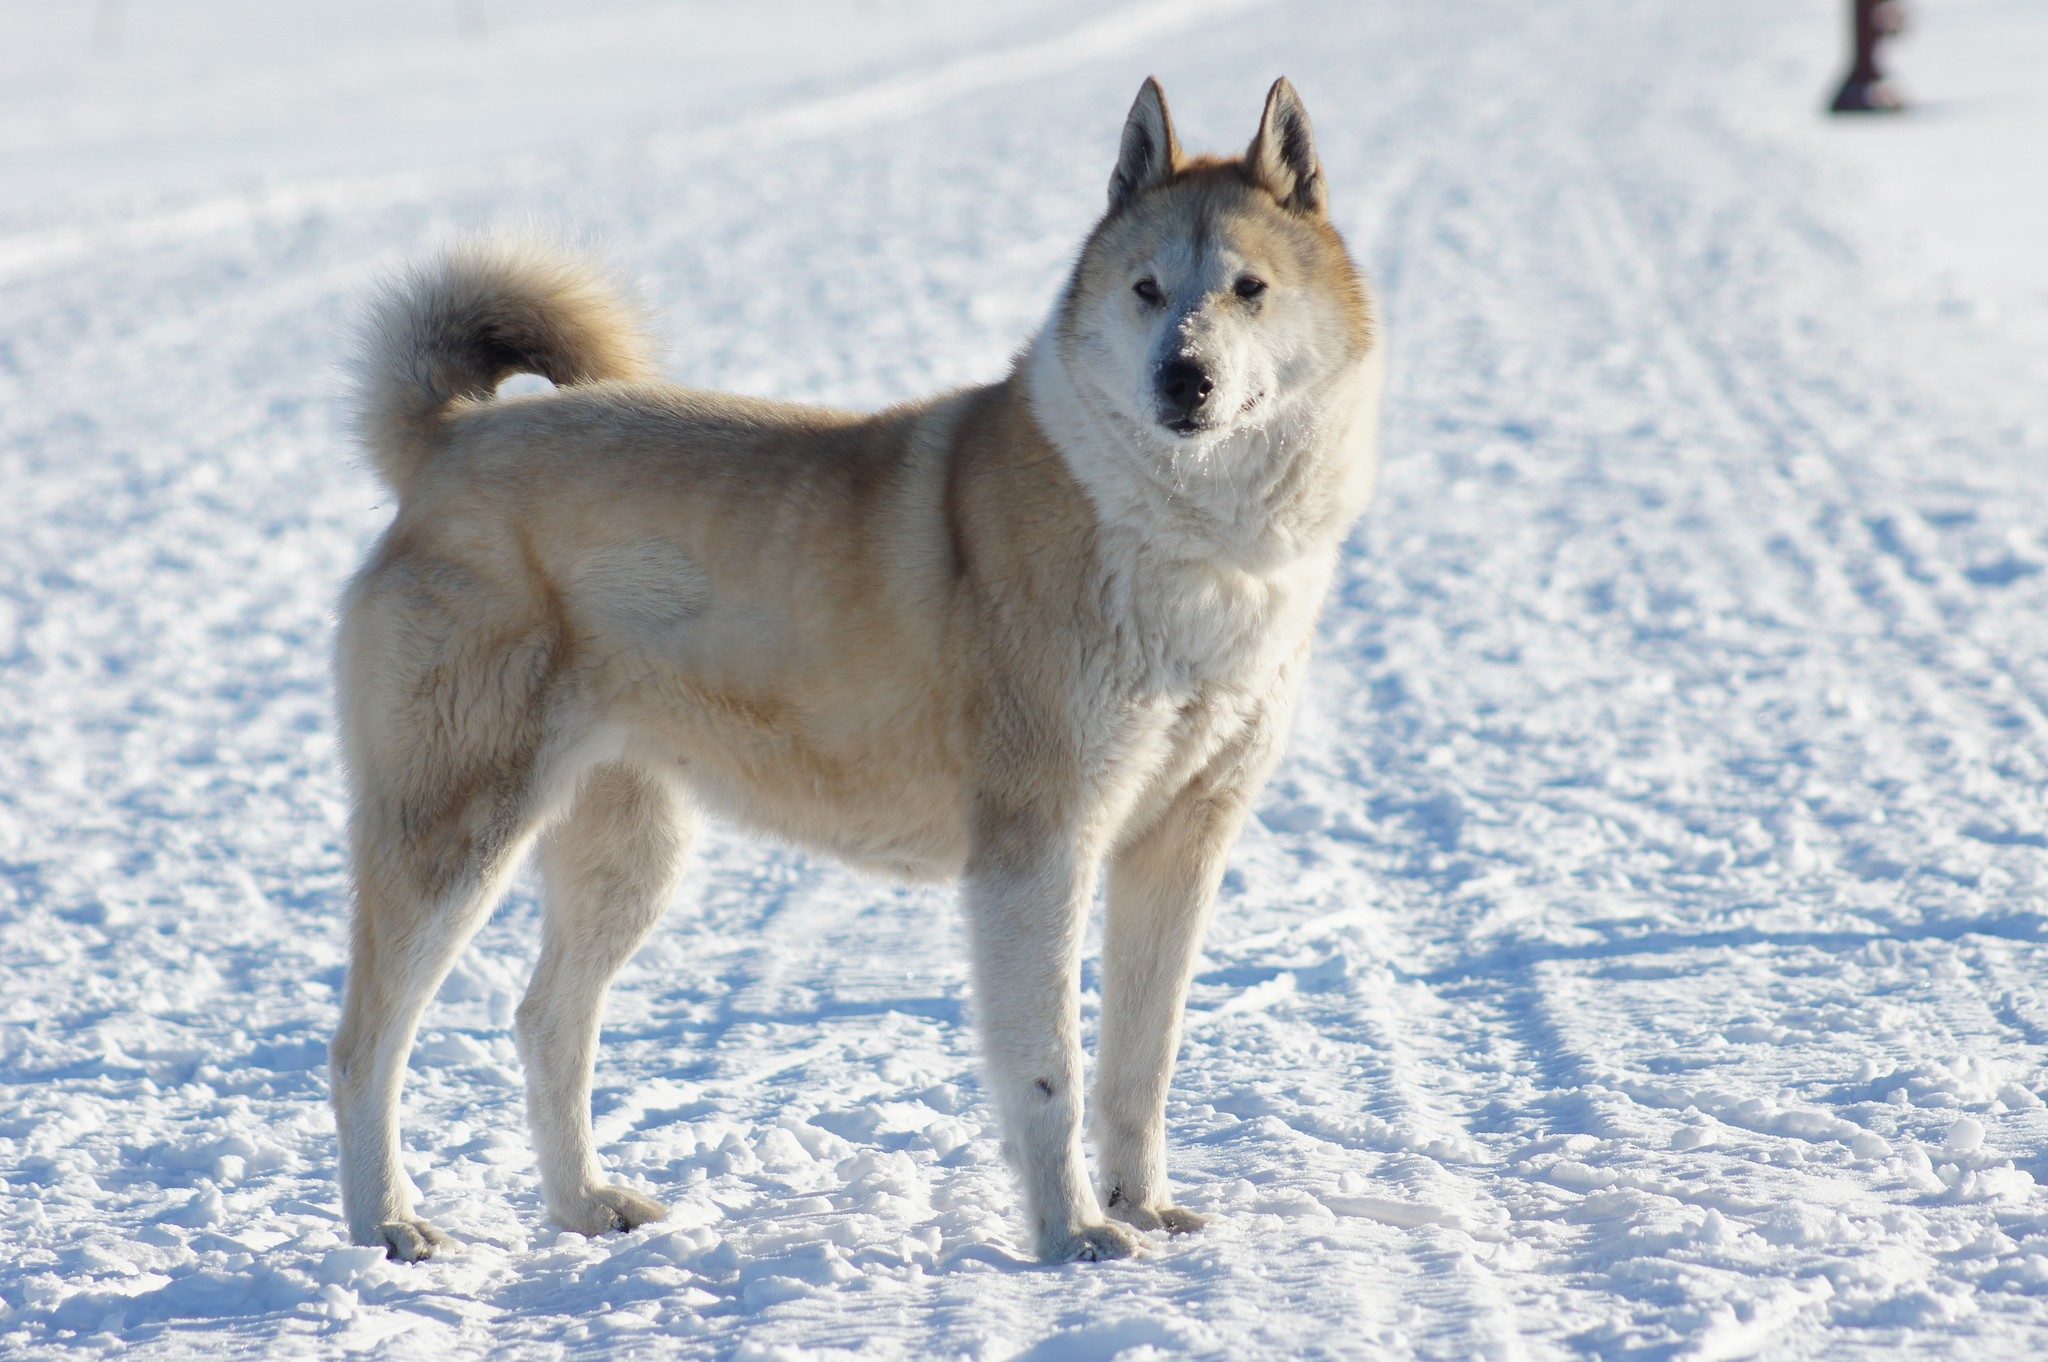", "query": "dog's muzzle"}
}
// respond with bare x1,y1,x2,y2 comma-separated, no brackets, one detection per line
1156,358,1215,436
